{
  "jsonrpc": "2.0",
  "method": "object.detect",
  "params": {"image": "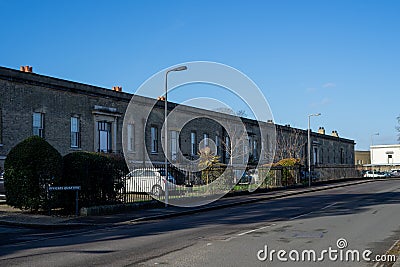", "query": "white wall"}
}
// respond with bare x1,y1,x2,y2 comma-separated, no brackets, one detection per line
370,144,400,165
